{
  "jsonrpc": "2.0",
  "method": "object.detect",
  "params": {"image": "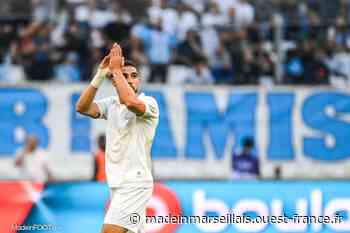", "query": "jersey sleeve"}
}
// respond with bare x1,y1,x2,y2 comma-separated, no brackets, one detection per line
94,96,116,120
139,96,159,119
